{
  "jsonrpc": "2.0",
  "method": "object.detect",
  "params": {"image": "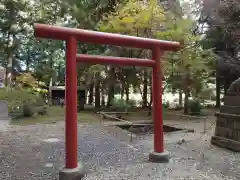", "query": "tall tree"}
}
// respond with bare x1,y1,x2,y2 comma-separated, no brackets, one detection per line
202,0,240,106
0,0,32,89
